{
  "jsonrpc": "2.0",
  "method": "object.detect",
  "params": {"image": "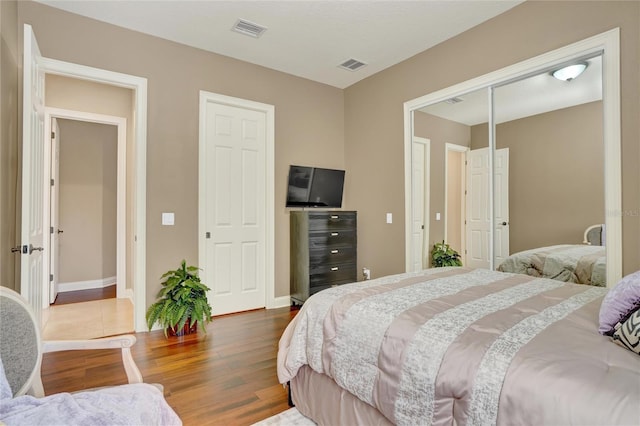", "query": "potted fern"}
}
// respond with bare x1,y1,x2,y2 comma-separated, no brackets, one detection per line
146,260,212,337
431,240,463,267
